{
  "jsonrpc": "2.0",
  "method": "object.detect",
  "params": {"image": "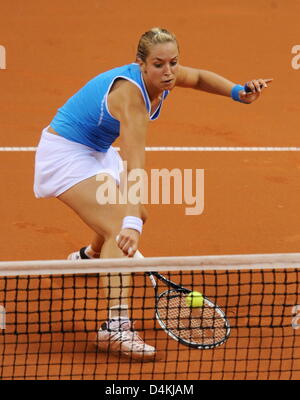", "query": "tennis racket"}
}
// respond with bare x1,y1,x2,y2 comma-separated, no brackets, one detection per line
135,251,230,350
